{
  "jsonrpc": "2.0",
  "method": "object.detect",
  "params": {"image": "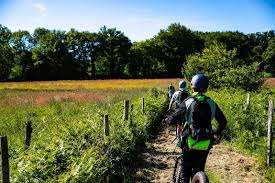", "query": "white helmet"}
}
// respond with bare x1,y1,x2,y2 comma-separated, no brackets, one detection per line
179,80,186,91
